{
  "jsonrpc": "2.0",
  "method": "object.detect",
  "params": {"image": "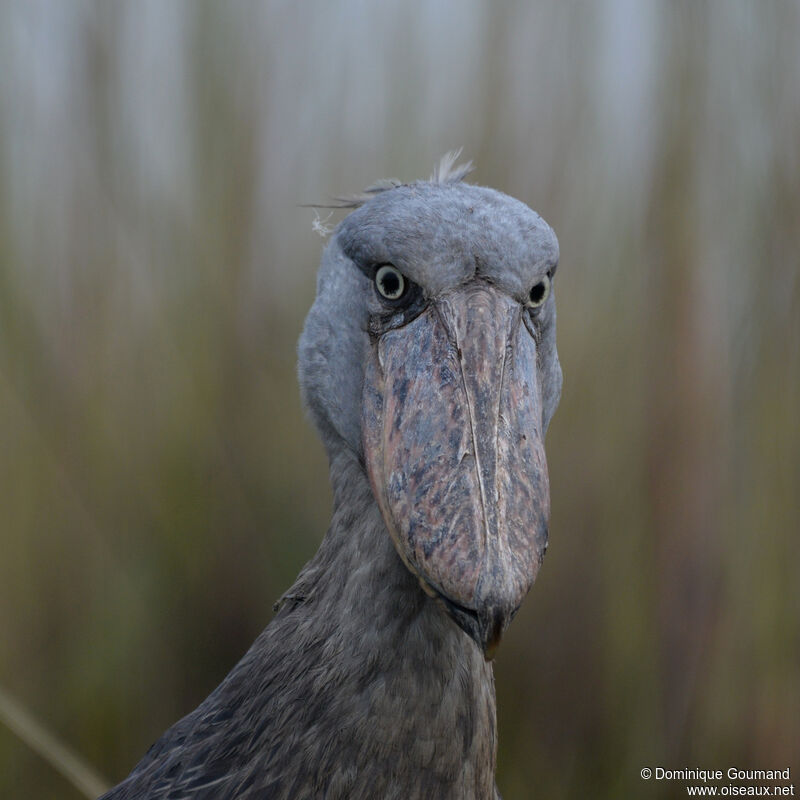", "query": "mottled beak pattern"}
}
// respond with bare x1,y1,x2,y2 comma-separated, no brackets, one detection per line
363,284,550,657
